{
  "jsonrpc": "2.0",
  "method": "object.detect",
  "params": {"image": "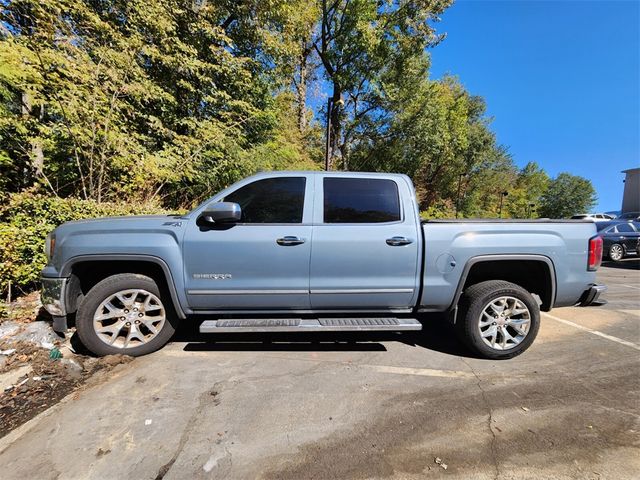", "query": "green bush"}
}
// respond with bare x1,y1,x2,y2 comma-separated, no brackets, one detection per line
0,191,168,296
420,204,455,220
